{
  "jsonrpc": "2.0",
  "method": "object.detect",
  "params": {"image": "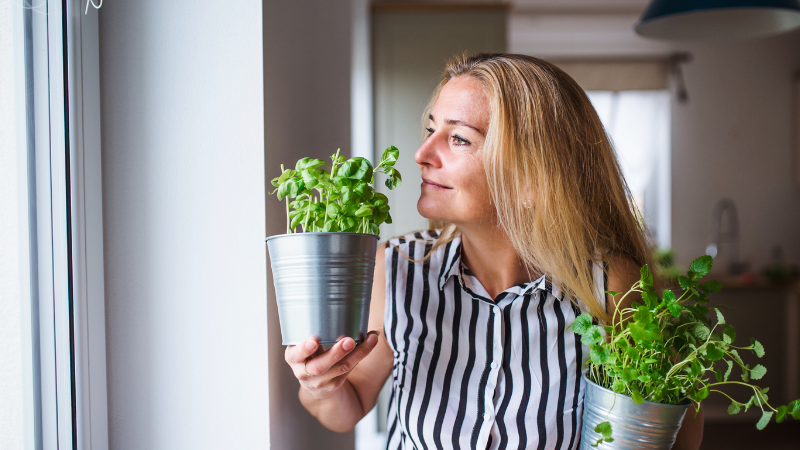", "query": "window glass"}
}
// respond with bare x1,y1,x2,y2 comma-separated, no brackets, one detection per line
0,1,27,449
586,90,672,249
